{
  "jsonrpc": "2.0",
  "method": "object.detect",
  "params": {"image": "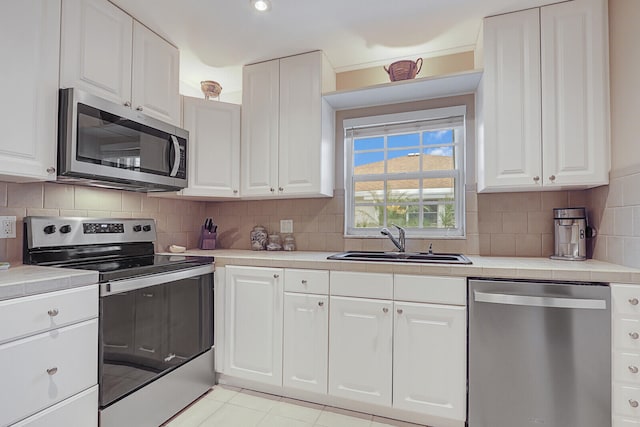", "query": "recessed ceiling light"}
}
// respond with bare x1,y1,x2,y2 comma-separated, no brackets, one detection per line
252,0,271,12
